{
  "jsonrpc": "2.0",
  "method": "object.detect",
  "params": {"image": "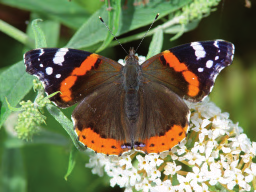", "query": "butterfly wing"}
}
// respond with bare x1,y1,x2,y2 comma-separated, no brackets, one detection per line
72,82,133,156
24,48,123,108
132,40,234,153
132,81,190,154
24,48,130,155
141,40,235,102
